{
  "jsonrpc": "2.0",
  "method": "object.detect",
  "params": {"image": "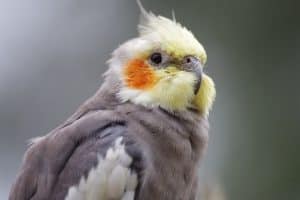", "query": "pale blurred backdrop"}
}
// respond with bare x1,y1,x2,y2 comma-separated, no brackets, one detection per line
1,0,299,199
